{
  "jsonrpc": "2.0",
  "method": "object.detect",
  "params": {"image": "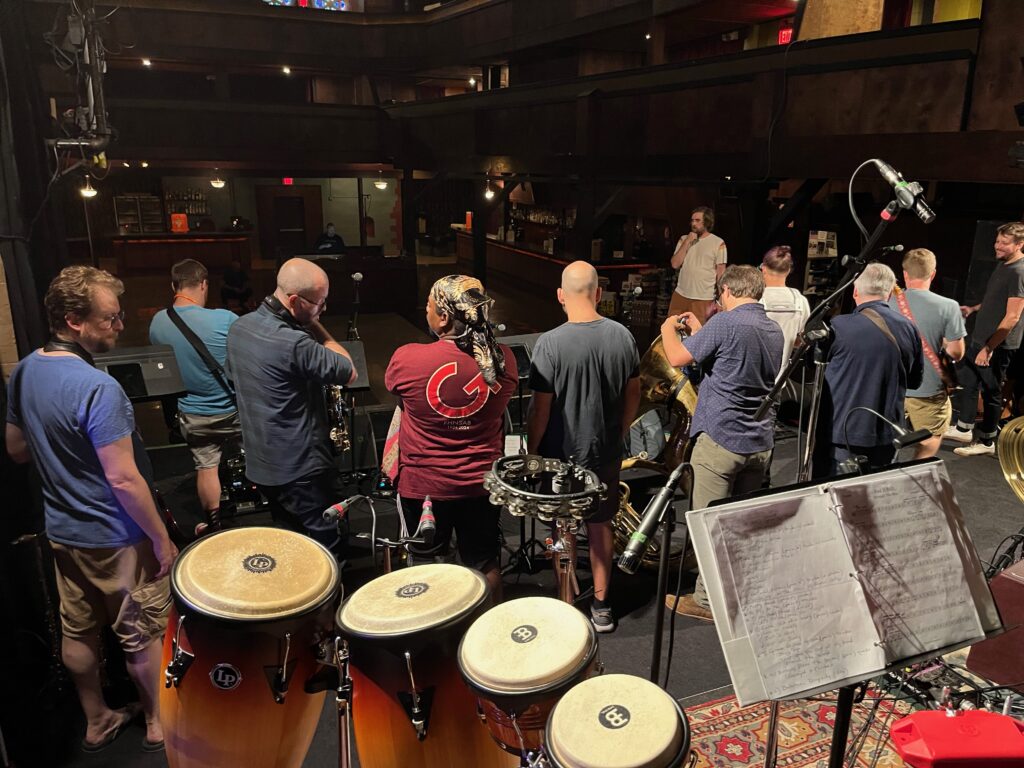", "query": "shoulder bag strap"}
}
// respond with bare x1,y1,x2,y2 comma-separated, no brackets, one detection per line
165,306,236,404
